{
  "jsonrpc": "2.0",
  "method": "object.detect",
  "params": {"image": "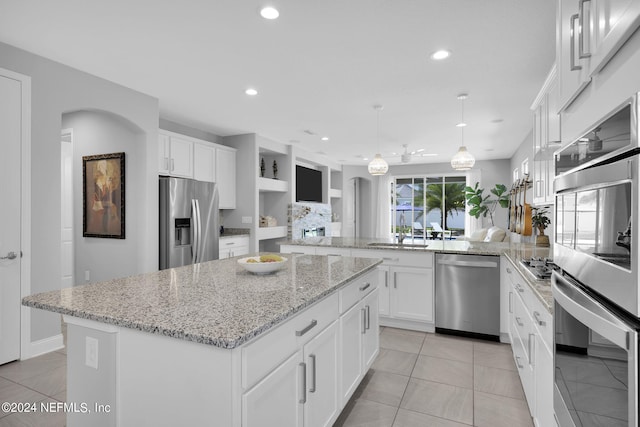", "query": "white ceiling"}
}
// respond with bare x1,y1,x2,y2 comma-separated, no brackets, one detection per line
0,0,556,166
